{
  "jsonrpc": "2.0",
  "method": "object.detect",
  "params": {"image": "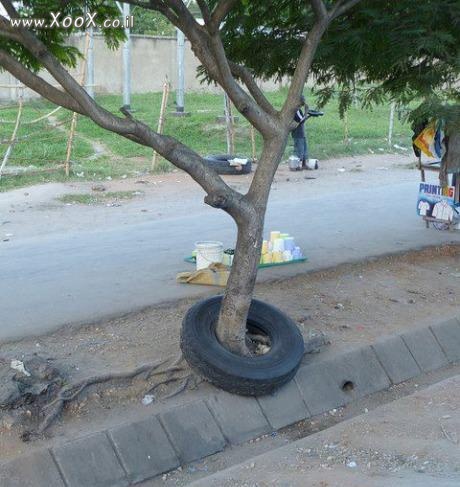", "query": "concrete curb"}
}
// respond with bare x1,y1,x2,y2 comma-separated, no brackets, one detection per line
2,316,459,487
